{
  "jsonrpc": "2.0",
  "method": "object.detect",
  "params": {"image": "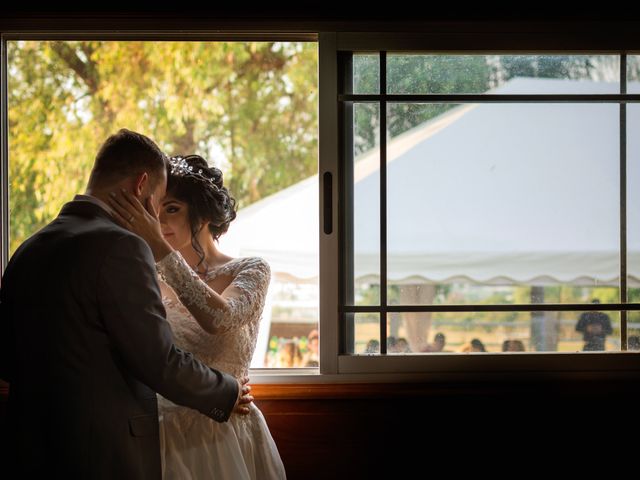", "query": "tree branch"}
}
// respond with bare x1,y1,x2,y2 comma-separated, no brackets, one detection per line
50,41,99,93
